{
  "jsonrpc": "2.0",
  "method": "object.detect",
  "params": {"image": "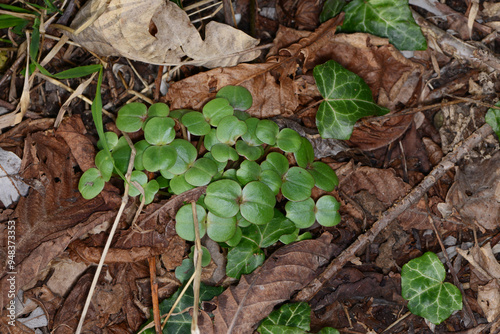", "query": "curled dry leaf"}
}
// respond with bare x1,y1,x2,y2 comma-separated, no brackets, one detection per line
67,0,260,68
210,232,335,334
